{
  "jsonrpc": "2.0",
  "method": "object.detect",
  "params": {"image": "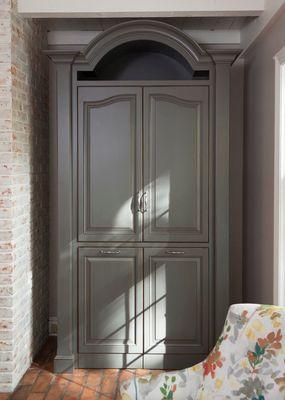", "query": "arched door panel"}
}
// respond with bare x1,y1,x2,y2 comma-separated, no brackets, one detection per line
143,86,209,242
77,86,143,242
